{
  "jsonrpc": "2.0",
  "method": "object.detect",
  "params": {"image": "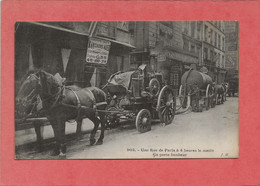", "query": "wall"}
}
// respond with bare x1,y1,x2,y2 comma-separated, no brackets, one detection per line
224,21,239,70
